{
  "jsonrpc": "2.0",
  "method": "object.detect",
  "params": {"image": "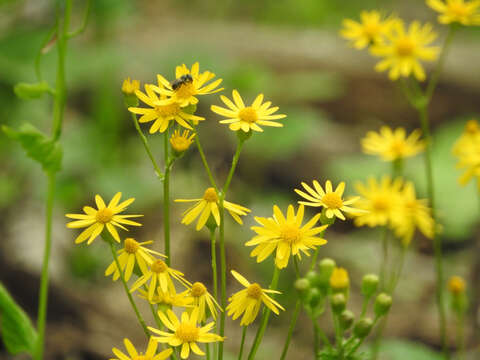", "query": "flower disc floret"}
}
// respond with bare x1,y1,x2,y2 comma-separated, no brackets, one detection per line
175,323,200,342
191,282,207,297
247,283,263,299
